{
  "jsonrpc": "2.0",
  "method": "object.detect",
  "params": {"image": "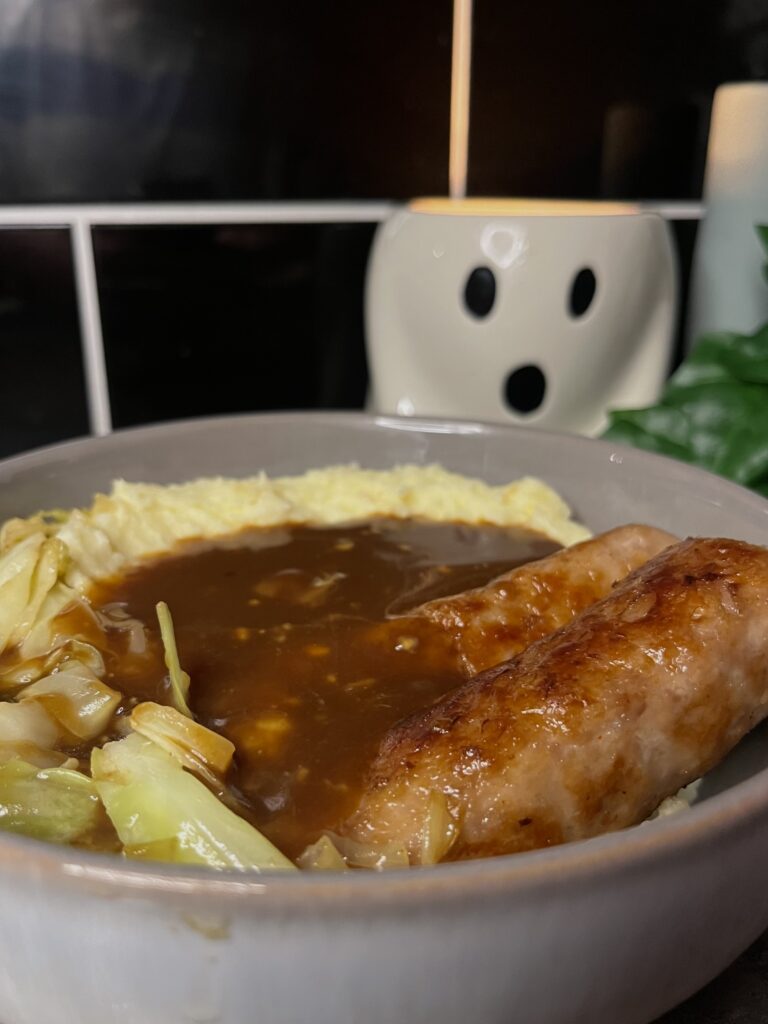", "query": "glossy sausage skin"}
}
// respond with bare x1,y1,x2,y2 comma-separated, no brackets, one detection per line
345,538,768,863
412,524,677,675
